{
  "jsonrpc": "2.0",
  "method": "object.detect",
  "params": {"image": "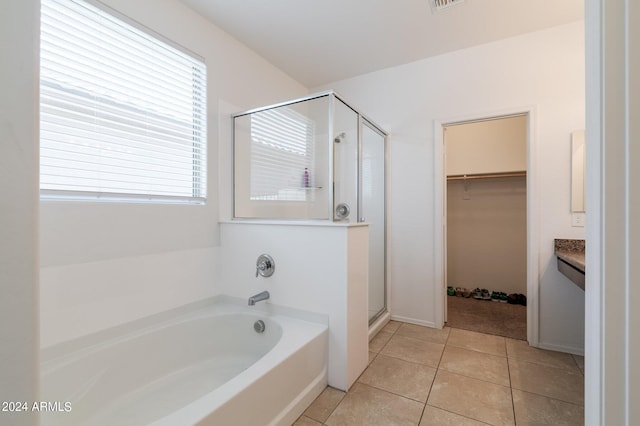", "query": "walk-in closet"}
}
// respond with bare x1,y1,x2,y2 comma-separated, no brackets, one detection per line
444,115,527,339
